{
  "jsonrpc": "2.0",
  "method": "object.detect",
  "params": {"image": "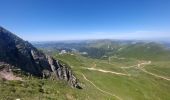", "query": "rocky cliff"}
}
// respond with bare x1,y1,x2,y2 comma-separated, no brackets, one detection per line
0,26,81,88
